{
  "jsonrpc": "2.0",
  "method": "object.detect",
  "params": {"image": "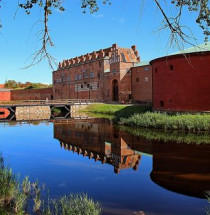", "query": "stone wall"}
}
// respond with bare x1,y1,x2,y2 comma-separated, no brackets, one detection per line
16,106,51,121
70,104,89,118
